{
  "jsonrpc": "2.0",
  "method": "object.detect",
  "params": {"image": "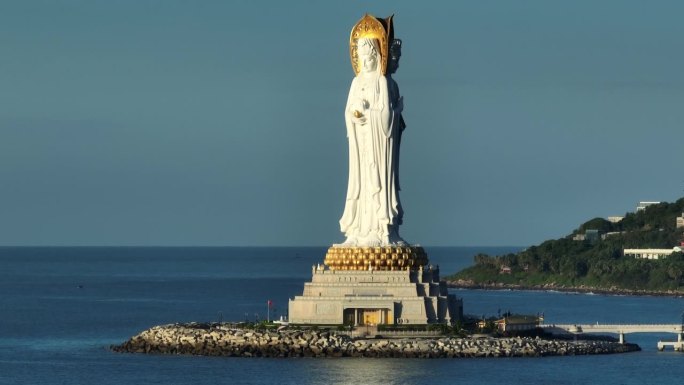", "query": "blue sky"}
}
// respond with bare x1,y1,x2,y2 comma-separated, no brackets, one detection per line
1,0,683,246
